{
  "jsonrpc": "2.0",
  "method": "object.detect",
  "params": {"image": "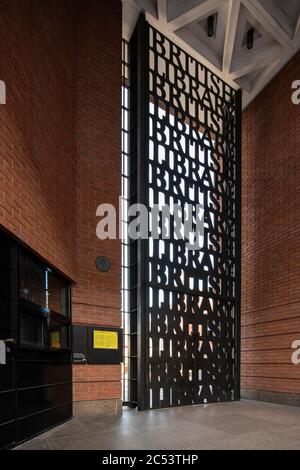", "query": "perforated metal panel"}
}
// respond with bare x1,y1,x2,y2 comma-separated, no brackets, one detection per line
129,15,241,410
